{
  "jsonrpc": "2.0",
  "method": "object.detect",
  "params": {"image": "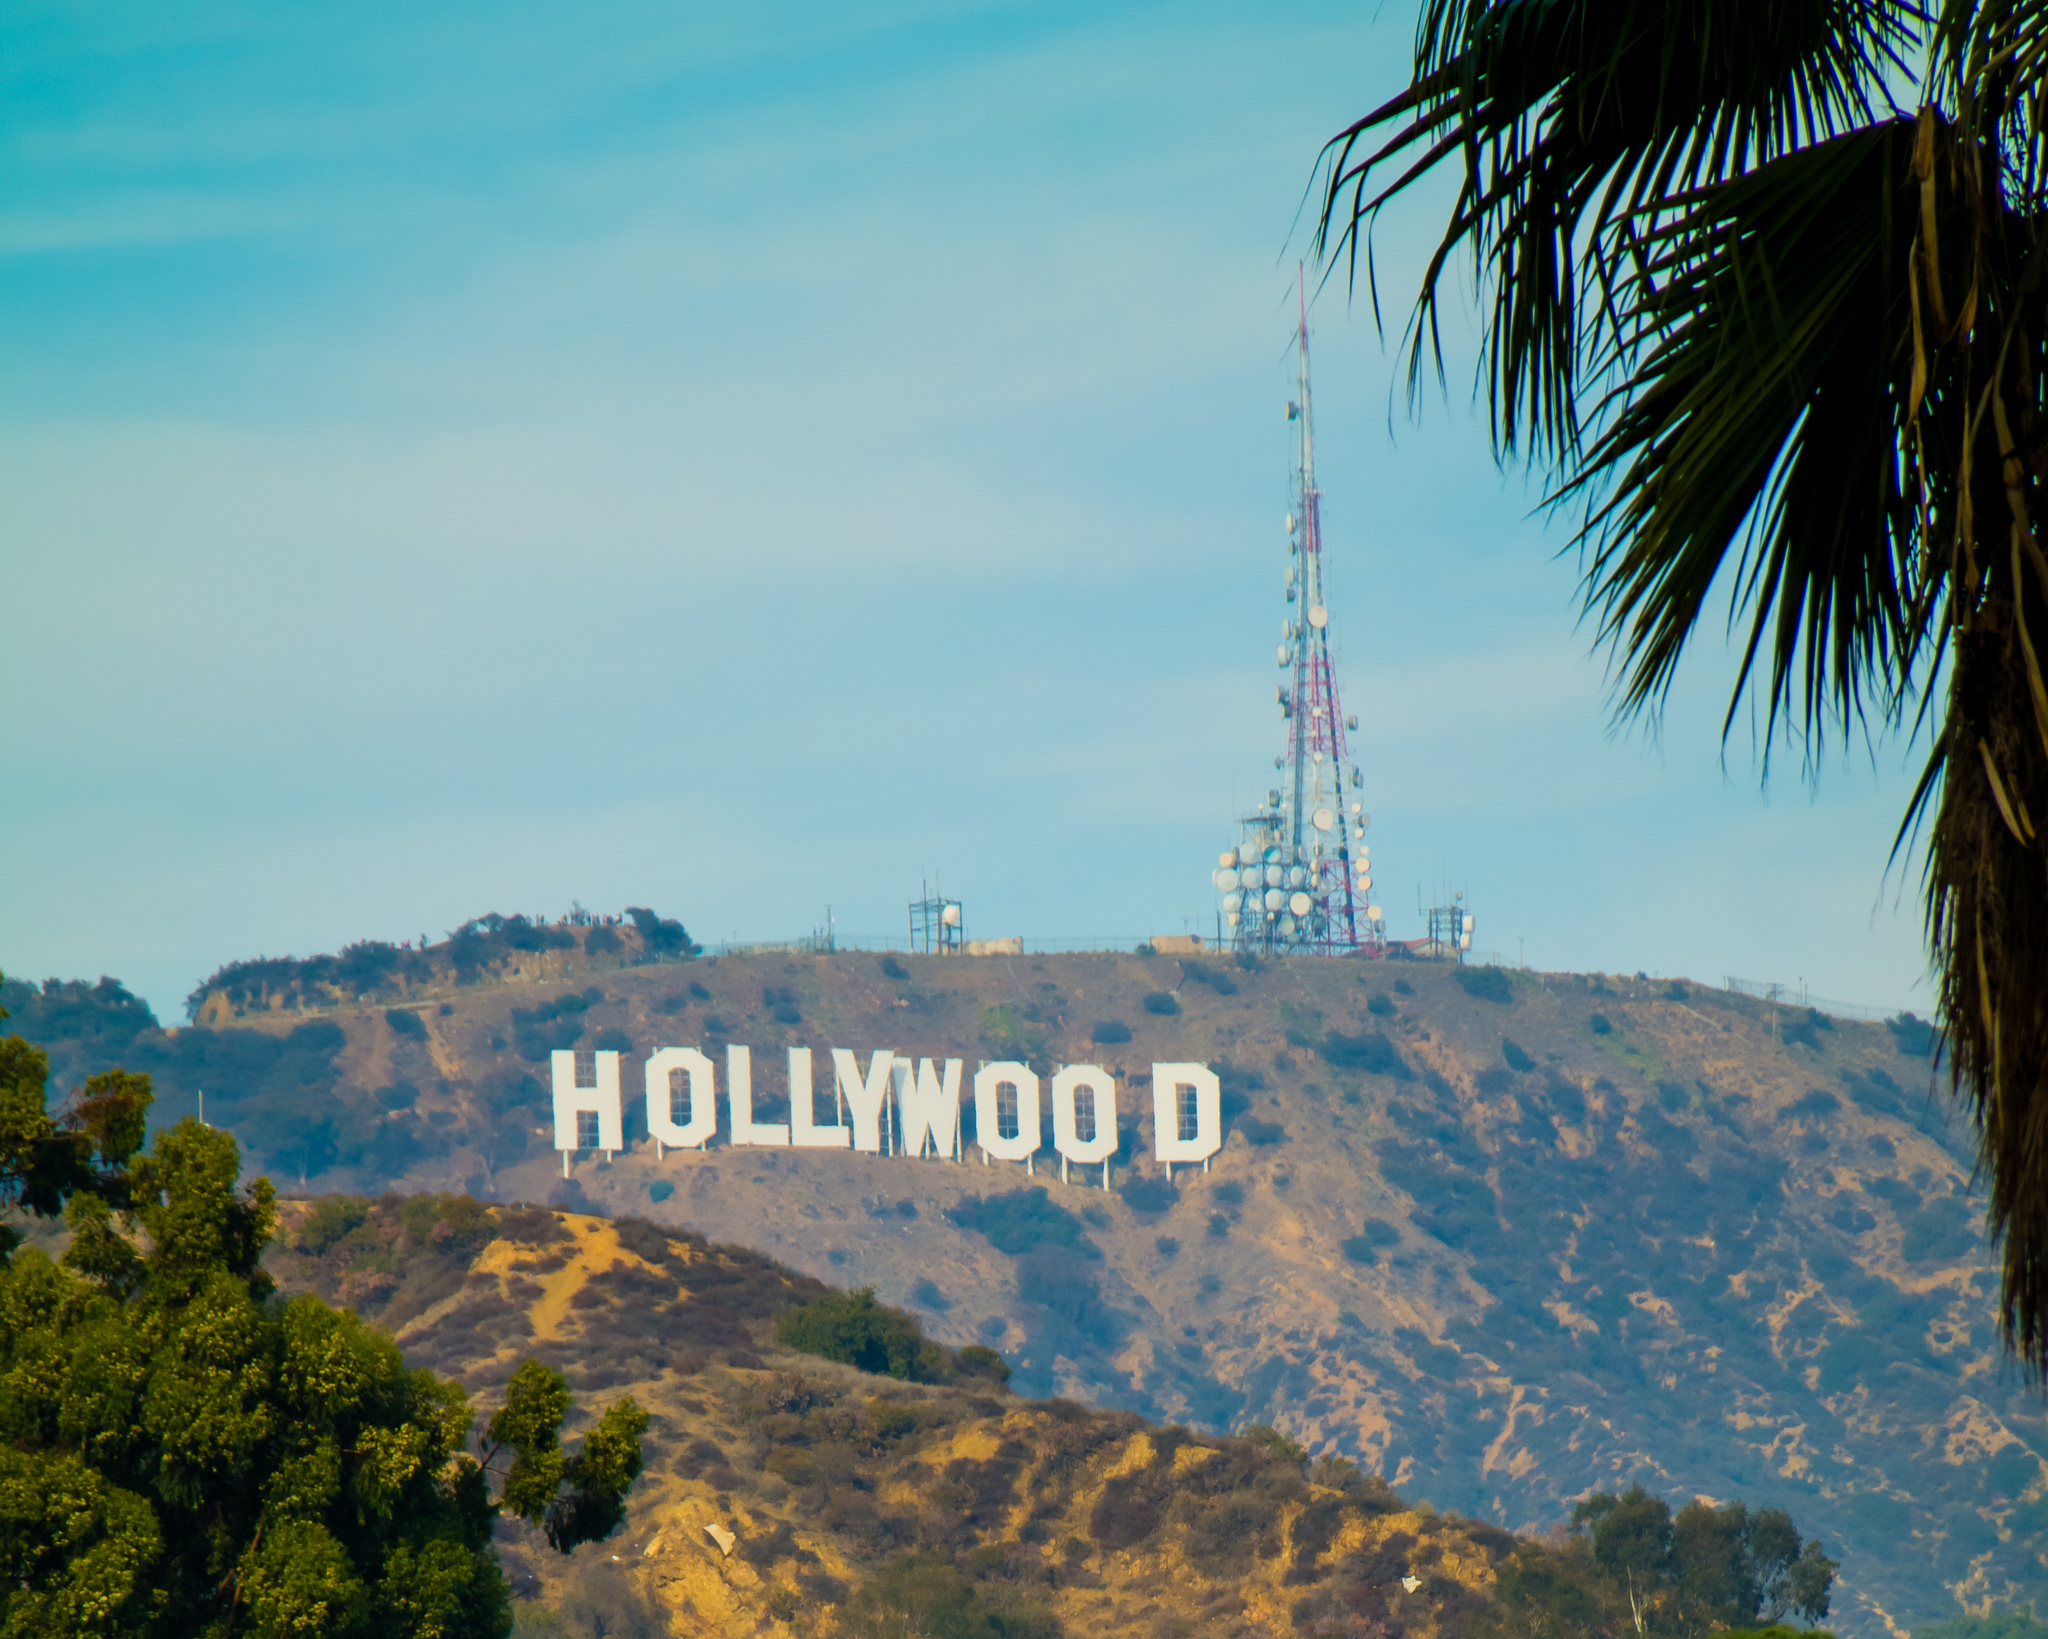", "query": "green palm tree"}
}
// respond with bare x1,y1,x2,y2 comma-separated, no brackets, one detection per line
1314,0,2048,1367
